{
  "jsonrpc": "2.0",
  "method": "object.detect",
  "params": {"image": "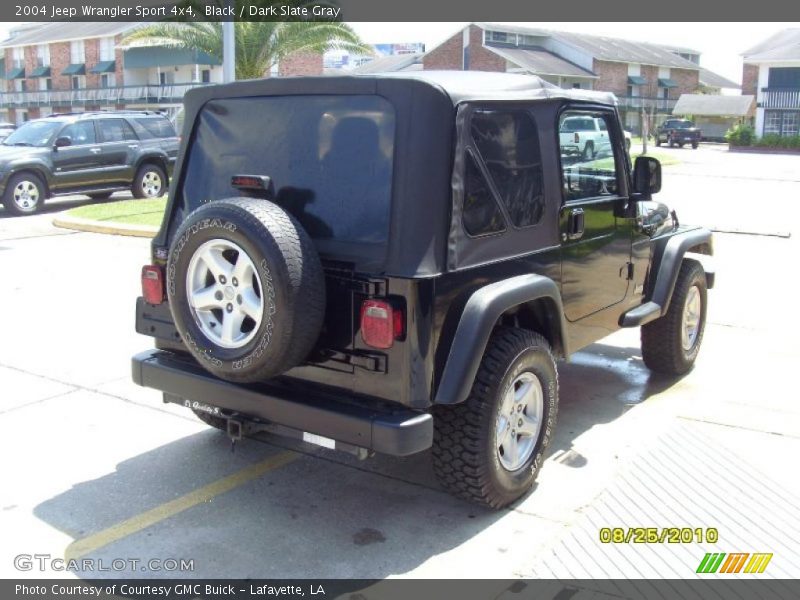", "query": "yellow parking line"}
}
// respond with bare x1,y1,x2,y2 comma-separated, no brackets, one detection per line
65,451,298,560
